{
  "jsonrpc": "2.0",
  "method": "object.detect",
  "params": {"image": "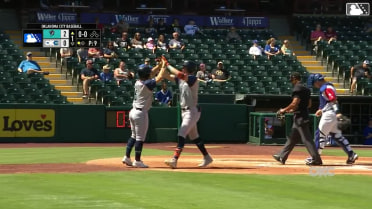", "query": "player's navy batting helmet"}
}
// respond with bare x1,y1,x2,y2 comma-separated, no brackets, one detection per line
137,65,151,79
308,73,325,86
182,60,197,73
